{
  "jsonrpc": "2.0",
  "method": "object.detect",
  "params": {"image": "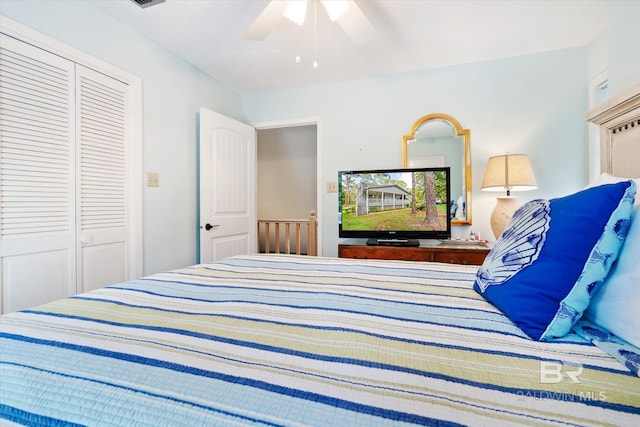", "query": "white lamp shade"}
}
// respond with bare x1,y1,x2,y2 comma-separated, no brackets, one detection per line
283,0,307,26
320,0,350,21
284,0,350,26
481,154,537,193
